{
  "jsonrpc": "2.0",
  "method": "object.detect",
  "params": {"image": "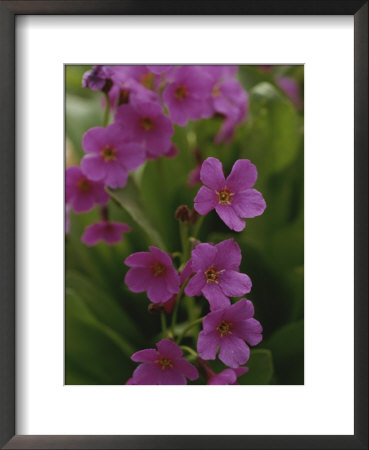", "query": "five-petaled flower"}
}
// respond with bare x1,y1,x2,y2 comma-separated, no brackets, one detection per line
163,66,213,126
197,298,262,368
124,246,180,304
194,157,266,232
81,123,145,189
184,238,252,311
82,221,131,246
65,166,109,213
127,338,199,385
115,101,173,159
